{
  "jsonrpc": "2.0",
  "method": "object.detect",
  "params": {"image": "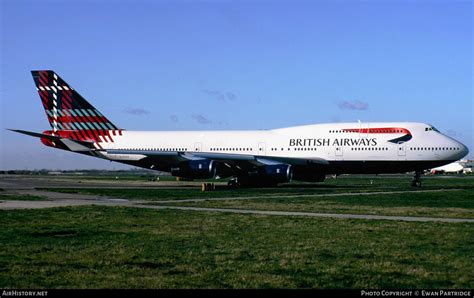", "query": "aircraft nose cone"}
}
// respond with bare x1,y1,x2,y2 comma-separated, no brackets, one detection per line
460,143,469,157
454,140,469,159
